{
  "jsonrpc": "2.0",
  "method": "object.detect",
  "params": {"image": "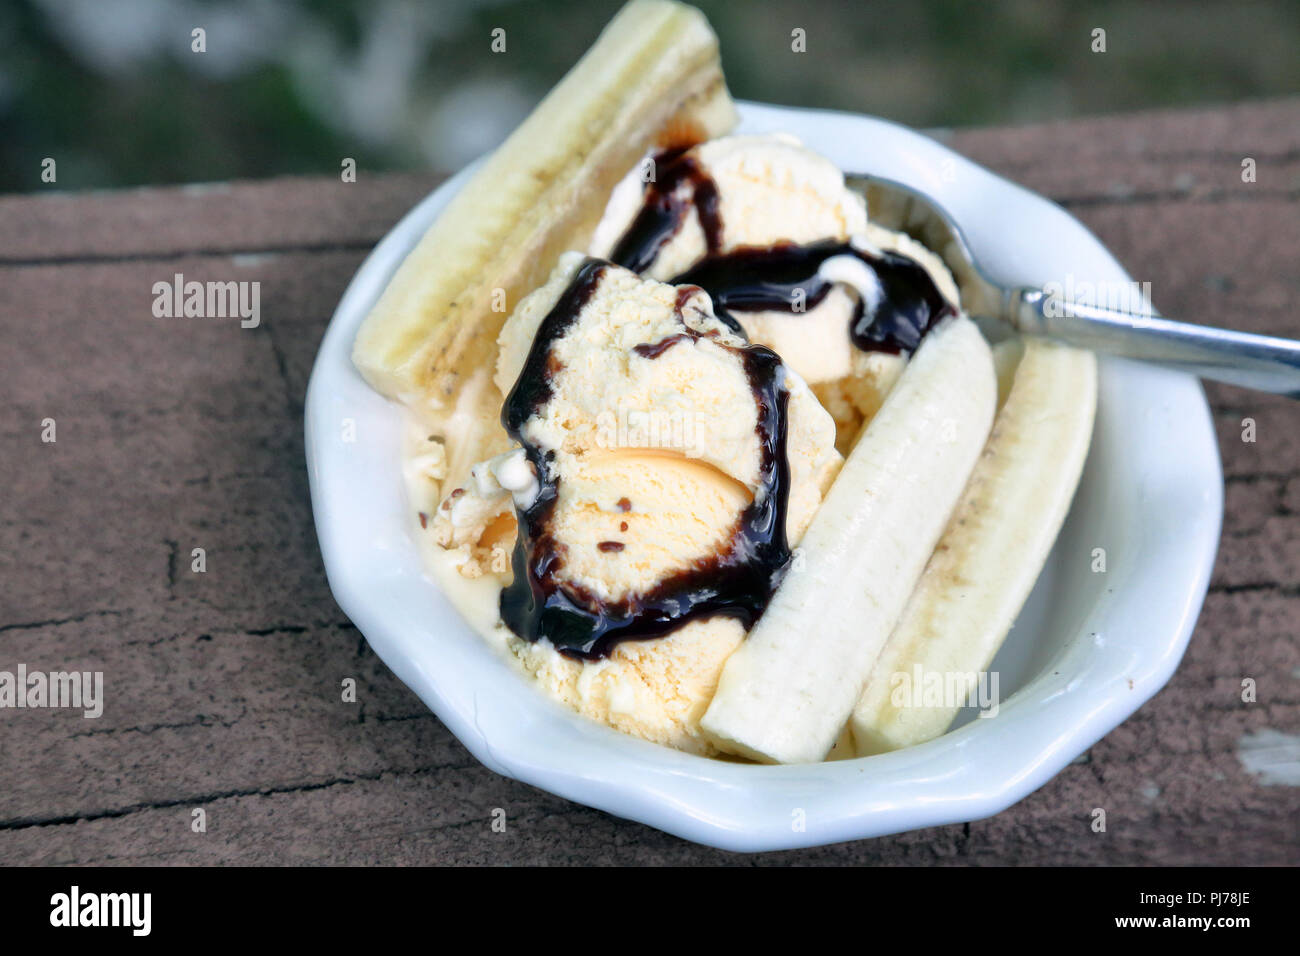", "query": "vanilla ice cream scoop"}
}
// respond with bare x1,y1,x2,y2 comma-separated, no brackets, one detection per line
492,251,840,659
590,134,961,385
591,133,868,279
